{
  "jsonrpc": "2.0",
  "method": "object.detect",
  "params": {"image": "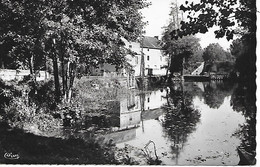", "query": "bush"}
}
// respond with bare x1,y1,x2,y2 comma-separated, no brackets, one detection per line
0,79,22,114
4,97,62,137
